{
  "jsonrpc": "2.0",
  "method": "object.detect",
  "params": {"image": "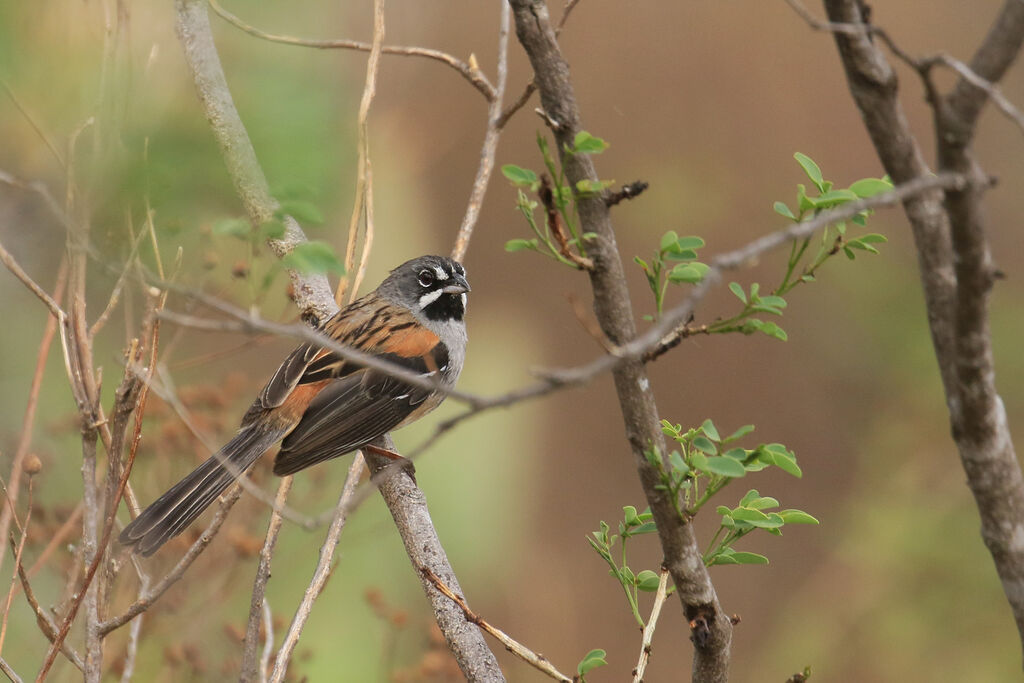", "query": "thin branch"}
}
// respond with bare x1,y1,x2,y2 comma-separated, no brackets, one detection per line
270,456,364,683
207,0,495,102
9,538,85,672
0,478,34,656
175,0,335,324
0,237,66,321
420,567,572,682
0,656,23,683
632,568,670,683
336,0,385,304
0,262,66,581
98,485,244,636
241,477,293,682
452,0,511,262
